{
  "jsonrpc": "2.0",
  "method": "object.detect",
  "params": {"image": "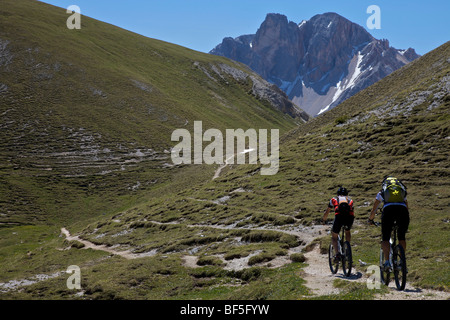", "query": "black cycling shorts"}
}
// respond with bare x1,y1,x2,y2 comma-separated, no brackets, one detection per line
332,214,354,234
381,205,410,241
